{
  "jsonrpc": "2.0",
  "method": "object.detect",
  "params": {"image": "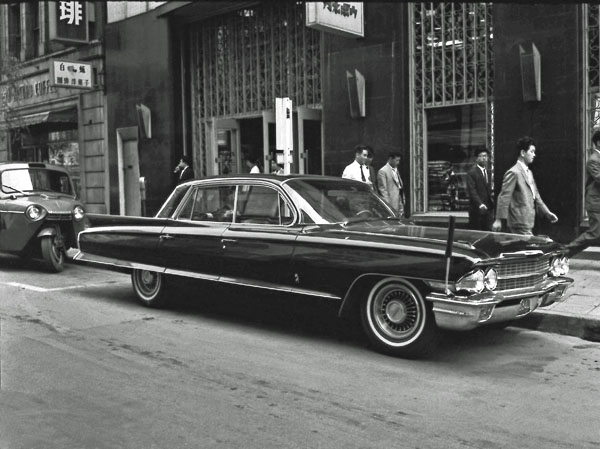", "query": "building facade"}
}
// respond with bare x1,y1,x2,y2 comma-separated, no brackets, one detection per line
0,1,108,213
100,2,595,244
